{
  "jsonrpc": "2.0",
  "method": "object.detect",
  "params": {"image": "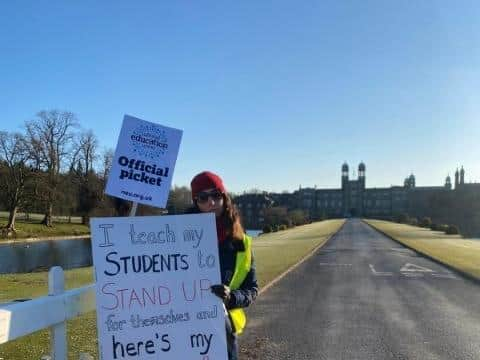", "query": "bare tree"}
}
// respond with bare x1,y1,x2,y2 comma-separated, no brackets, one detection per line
24,110,78,226
101,148,114,182
0,131,30,232
77,130,99,175
75,130,101,224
